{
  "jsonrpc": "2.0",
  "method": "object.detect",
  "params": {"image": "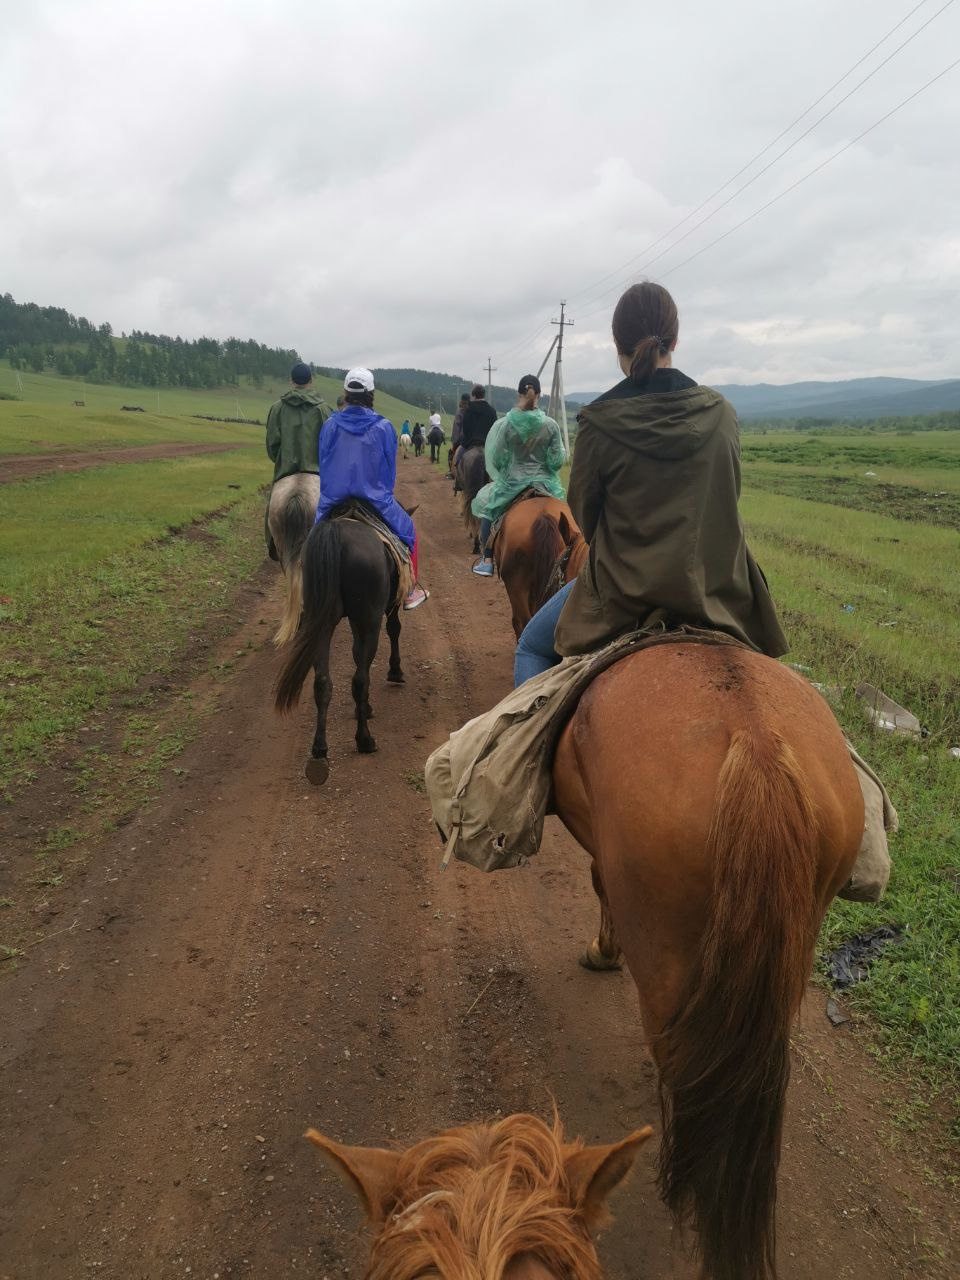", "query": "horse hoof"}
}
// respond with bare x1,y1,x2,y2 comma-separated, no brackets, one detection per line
305,756,330,786
387,671,405,685
578,940,623,972
357,737,378,755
